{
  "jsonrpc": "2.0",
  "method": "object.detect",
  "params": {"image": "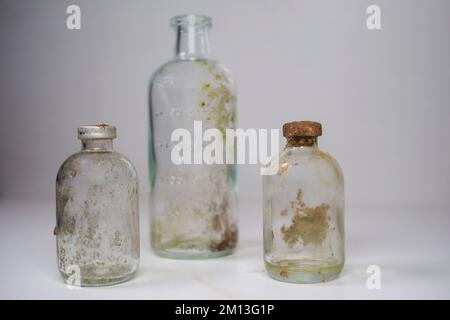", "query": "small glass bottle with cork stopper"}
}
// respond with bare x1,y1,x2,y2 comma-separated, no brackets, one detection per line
263,121,345,283
55,124,140,286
